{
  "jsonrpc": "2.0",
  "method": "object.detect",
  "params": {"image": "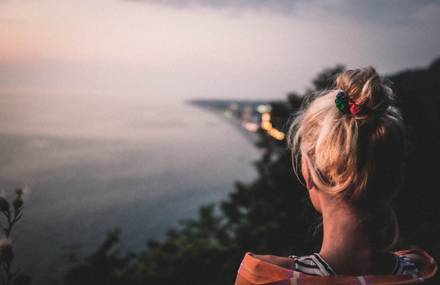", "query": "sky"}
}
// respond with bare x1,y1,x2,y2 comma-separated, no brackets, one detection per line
1,0,439,100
